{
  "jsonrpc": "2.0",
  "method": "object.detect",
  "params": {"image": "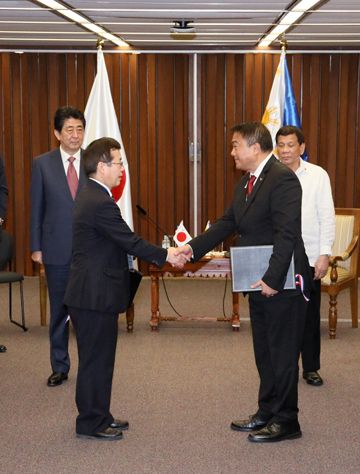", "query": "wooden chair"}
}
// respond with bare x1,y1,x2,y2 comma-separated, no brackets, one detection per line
321,208,360,339
39,265,135,331
0,230,27,331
